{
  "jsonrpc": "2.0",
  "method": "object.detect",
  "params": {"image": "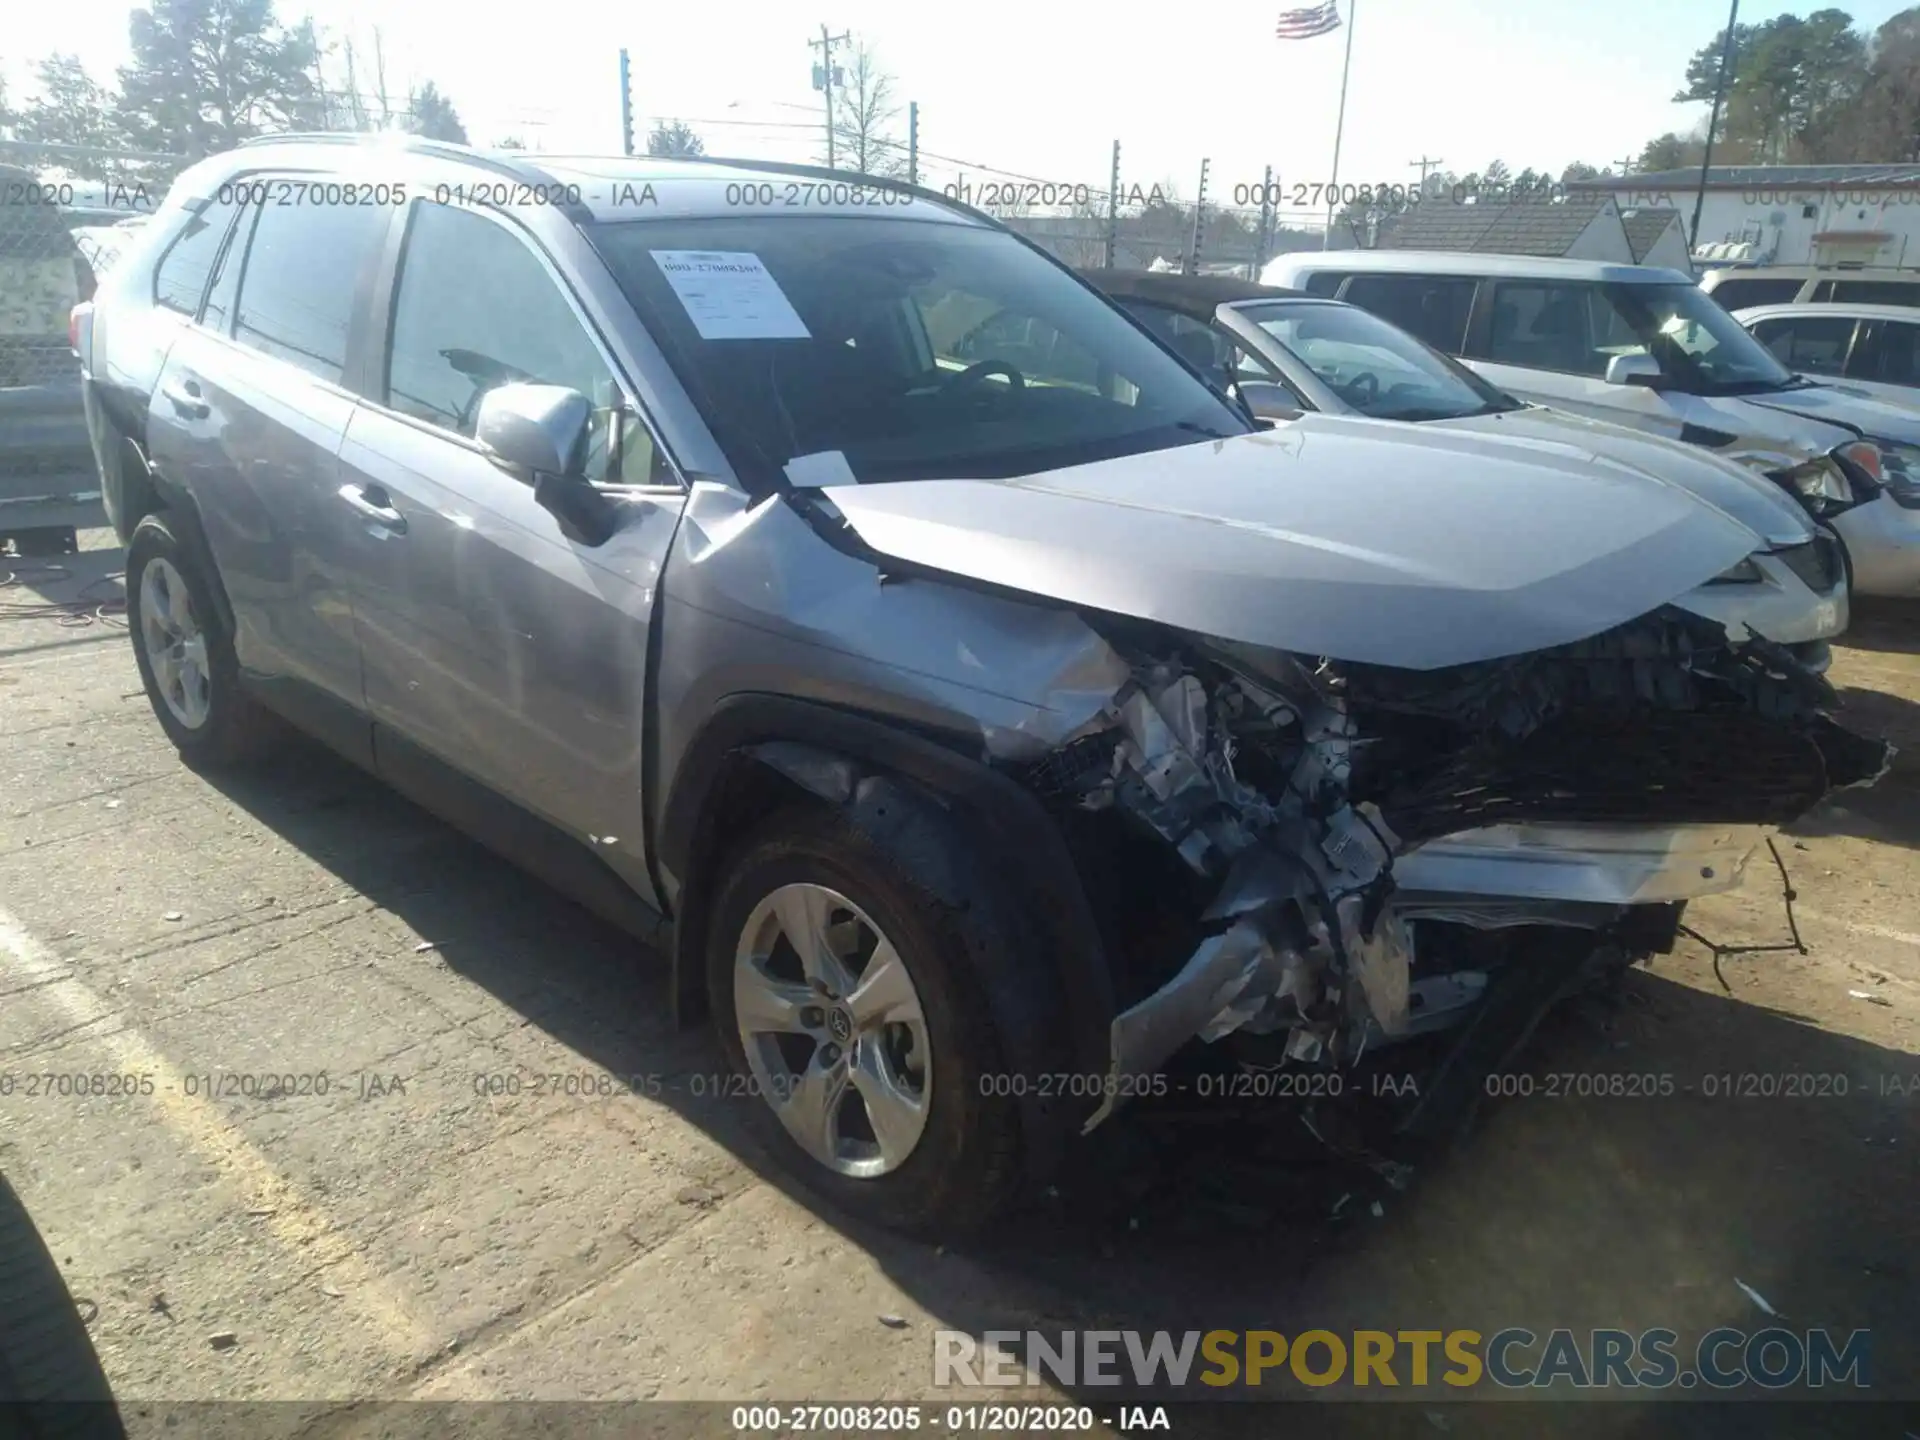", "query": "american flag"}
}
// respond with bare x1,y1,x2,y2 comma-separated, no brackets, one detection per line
1275,0,1341,38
